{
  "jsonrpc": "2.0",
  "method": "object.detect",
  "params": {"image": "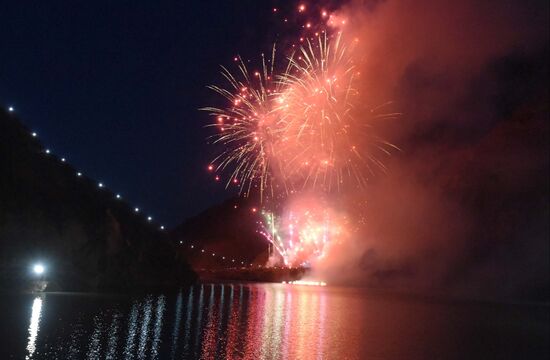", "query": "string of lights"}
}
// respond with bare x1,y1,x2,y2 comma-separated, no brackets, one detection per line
6,105,166,232
178,241,256,268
